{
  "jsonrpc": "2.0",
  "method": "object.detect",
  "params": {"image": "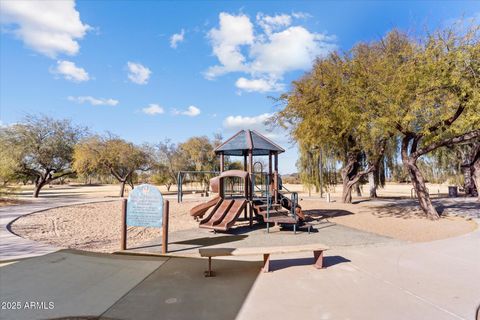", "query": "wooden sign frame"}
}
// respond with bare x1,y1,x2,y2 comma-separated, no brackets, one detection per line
121,198,169,254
